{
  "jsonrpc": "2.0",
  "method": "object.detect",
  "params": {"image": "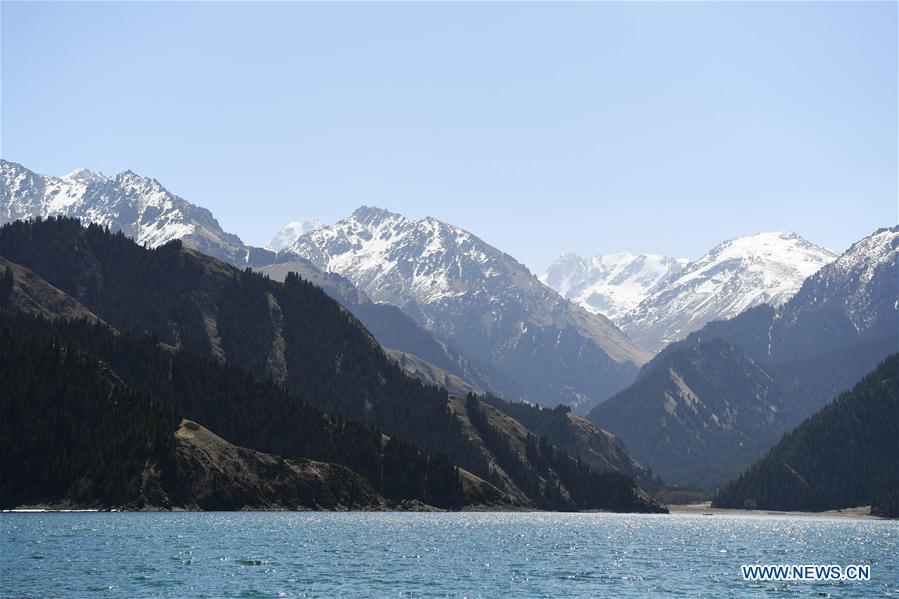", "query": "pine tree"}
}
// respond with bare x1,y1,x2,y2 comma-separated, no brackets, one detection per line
0,265,13,308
